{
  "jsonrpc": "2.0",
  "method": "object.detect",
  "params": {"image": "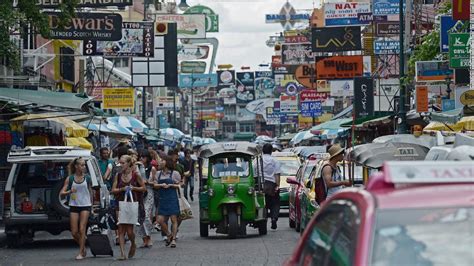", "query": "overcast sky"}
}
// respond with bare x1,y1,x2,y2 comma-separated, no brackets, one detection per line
185,0,319,71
